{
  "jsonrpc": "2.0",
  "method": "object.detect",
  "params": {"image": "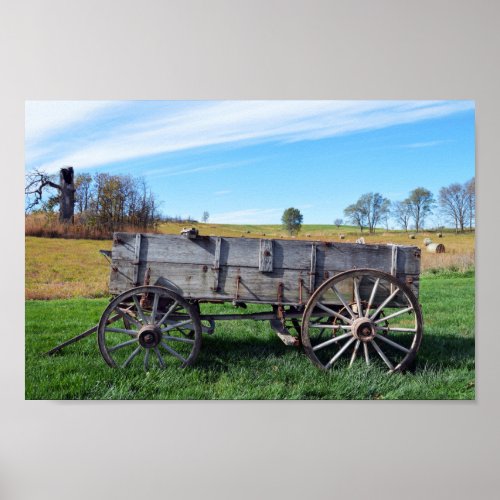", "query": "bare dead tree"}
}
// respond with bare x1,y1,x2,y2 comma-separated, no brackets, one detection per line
25,167,76,223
